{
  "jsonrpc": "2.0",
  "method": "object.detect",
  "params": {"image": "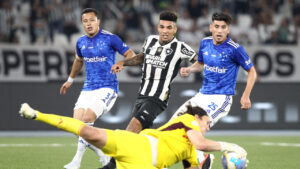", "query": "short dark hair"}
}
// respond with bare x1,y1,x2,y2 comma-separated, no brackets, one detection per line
159,11,178,22
212,12,232,25
185,104,208,118
81,8,99,19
